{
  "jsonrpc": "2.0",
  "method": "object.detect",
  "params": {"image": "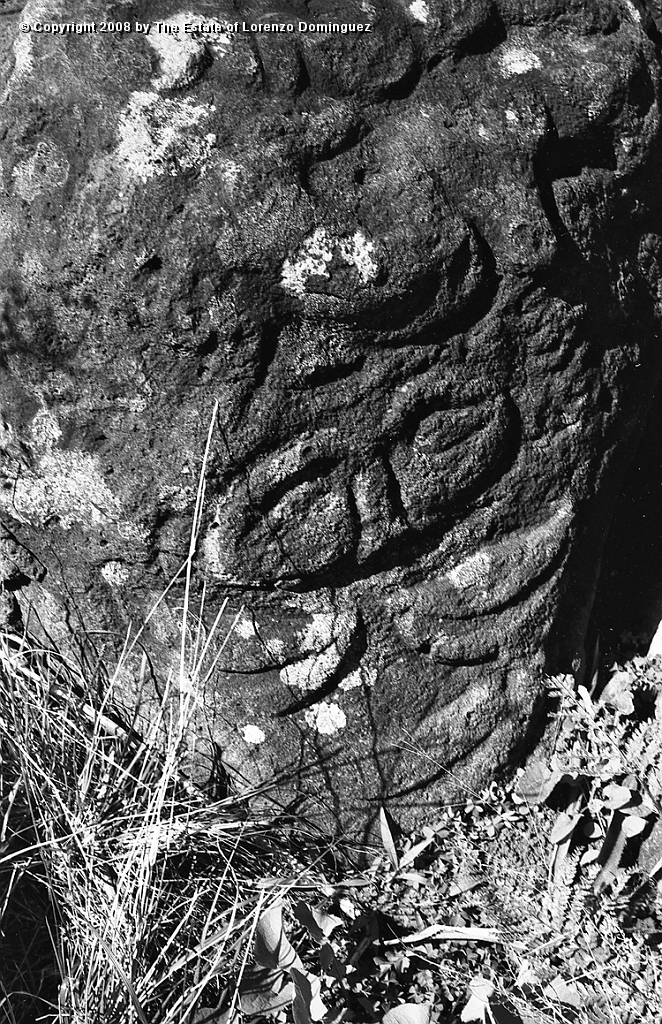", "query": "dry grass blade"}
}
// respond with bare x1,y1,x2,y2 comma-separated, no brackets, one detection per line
0,624,329,1023
0,406,340,1023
